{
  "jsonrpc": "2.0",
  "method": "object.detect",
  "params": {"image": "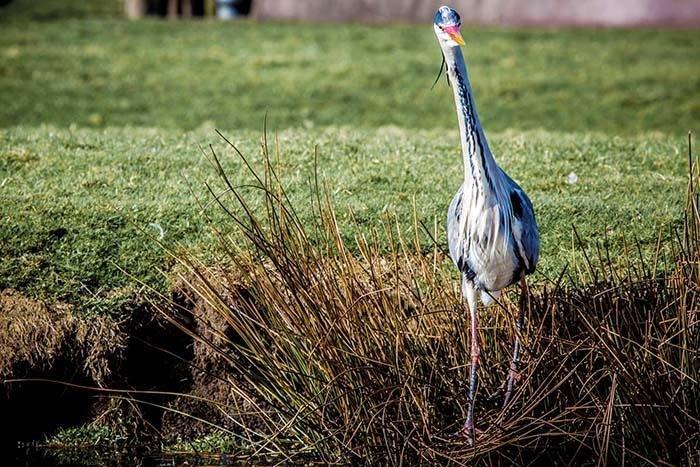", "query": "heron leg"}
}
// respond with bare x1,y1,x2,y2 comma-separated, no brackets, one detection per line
503,277,528,408
460,280,480,443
